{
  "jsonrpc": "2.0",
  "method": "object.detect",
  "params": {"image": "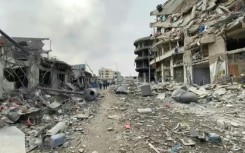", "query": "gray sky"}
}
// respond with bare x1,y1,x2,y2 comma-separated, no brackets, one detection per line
0,0,164,76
